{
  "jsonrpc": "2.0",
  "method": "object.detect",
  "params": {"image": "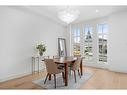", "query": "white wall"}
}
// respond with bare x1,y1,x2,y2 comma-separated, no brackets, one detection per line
108,11,127,73
0,7,66,82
